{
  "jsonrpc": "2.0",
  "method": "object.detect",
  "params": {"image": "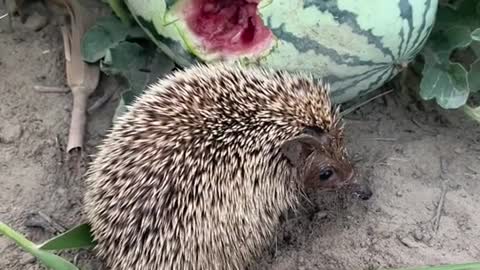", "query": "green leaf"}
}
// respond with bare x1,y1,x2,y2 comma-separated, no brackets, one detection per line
127,26,148,39
0,222,79,270
420,61,470,109
121,89,141,106
433,3,480,36
113,50,175,121
391,262,480,270
107,0,133,25
101,41,150,75
38,223,95,251
471,28,480,41
463,105,480,122
470,42,480,58
145,49,176,86
453,0,480,30
81,15,147,63
428,26,472,54
468,58,480,92
457,0,480,18
418,7,477,110
100,41,152,96
81,16,130,63
433,5,463,30
112,95,128,123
